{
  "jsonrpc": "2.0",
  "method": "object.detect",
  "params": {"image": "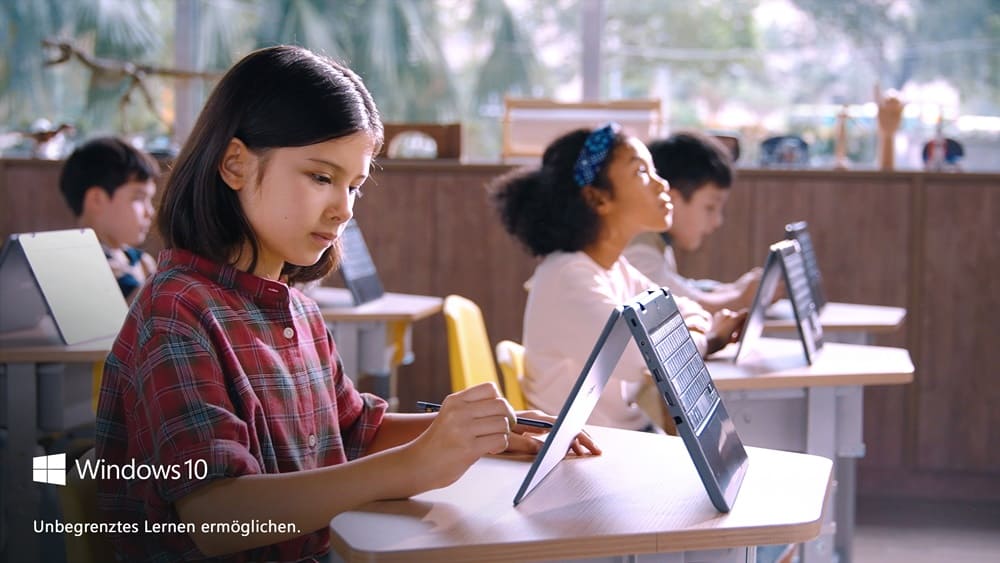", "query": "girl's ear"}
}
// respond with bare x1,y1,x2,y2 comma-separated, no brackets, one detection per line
219,138,253,191
582,185,612,214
